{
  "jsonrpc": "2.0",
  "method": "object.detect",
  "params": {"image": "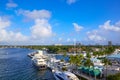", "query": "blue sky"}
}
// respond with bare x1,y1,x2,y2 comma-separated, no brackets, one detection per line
0,0,120,45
